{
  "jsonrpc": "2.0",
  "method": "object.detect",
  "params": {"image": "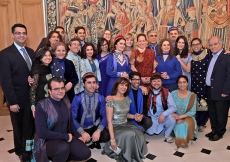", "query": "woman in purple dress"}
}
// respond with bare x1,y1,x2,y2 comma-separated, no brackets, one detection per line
106,35,131,96
96,38,110,97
